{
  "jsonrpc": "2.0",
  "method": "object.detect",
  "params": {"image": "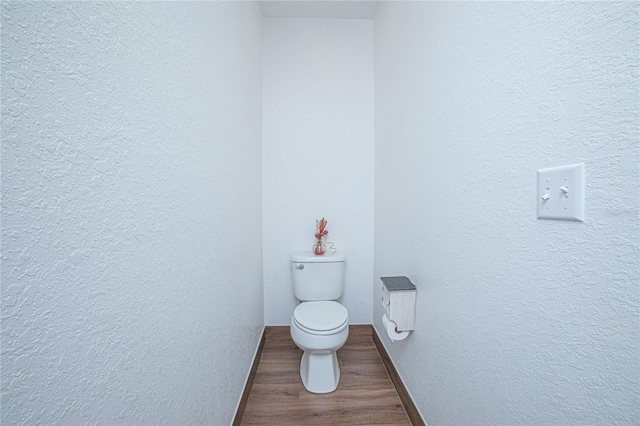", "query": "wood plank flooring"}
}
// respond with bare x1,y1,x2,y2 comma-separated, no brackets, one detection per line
239,325,411,425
